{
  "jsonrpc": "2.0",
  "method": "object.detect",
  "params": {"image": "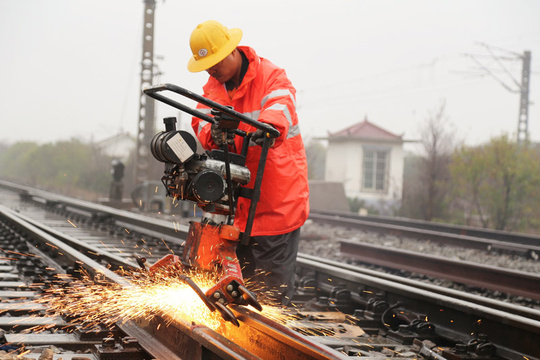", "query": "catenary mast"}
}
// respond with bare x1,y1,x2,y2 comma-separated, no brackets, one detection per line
135,0,156,183
517,51,531,143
